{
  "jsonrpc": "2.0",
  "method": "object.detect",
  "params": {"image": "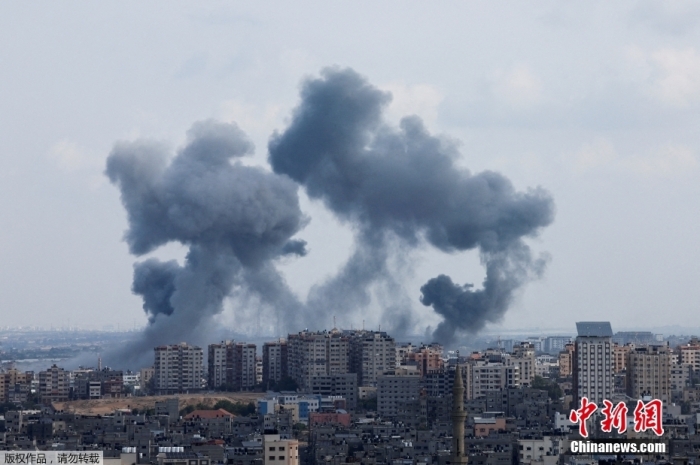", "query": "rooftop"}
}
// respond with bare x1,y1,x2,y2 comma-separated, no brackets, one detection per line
576,322,613,337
